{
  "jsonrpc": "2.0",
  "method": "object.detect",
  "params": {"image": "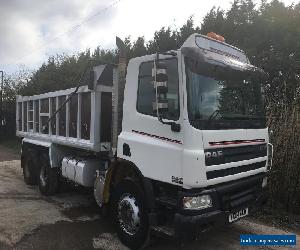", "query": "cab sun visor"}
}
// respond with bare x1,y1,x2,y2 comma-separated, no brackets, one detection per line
181,47,268,80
